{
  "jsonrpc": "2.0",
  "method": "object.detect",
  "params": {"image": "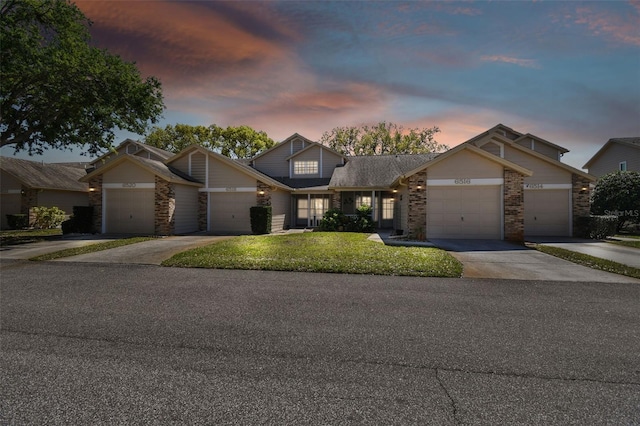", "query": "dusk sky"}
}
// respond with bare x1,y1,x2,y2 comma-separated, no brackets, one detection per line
3,0,639,169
